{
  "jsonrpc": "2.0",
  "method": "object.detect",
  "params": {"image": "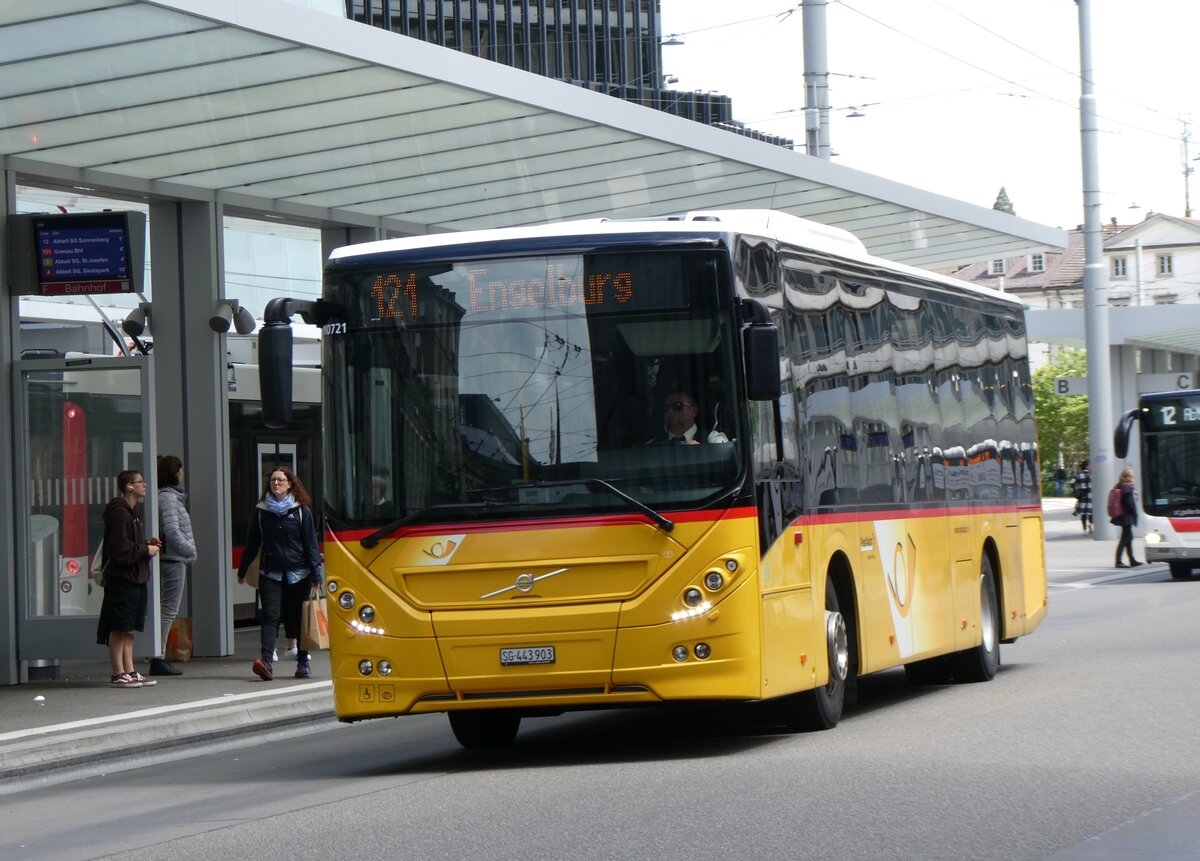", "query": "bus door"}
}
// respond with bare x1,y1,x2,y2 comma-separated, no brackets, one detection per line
12,355,159,675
